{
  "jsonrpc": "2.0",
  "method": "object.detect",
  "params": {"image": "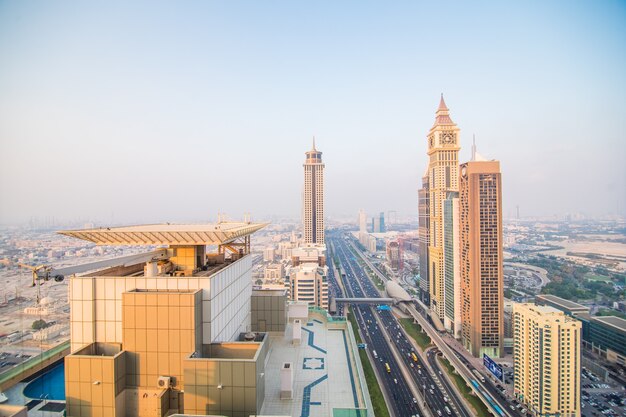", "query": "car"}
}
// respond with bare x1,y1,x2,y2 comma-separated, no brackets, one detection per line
443,396,449,402
413,397,417,404
437,411,442,417
430,389,434,395
393,379,398,384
